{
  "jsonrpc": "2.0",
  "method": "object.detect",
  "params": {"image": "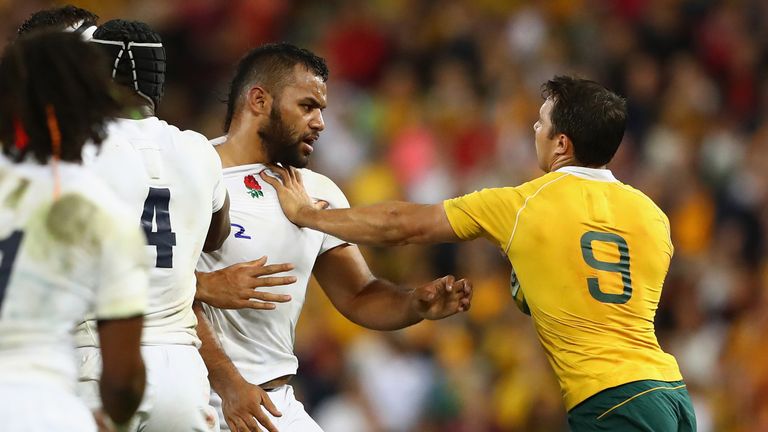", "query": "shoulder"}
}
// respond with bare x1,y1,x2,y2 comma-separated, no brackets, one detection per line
514,171,571,197
297,168,349,209
617,182,670,223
